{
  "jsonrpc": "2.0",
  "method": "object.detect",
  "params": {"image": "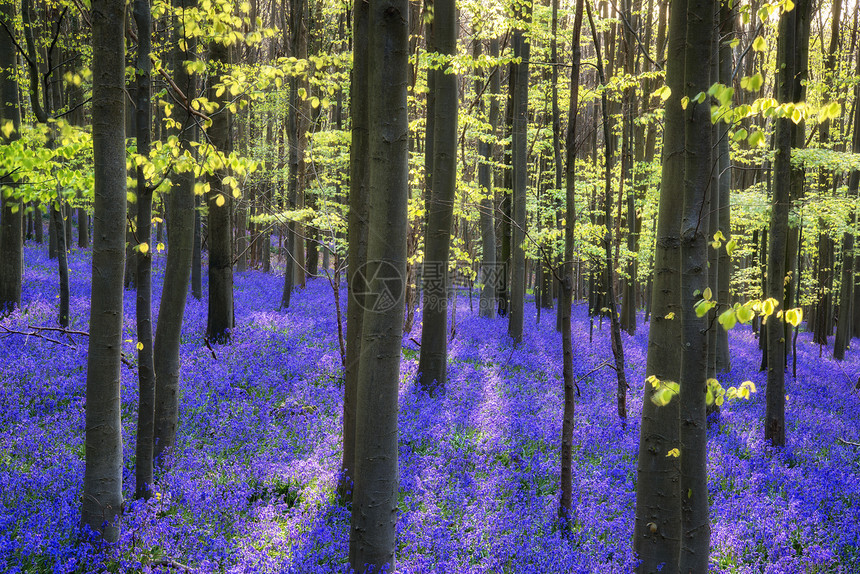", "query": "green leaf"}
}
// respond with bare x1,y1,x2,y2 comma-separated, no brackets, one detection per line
736,305,755,324
732,128,748,142
718,308,737,331
652,86,672,101
748,130,766,148
752,36,766,52
725,238,737,256
1,121,14,139
695,299,715,318
785,307,803,327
